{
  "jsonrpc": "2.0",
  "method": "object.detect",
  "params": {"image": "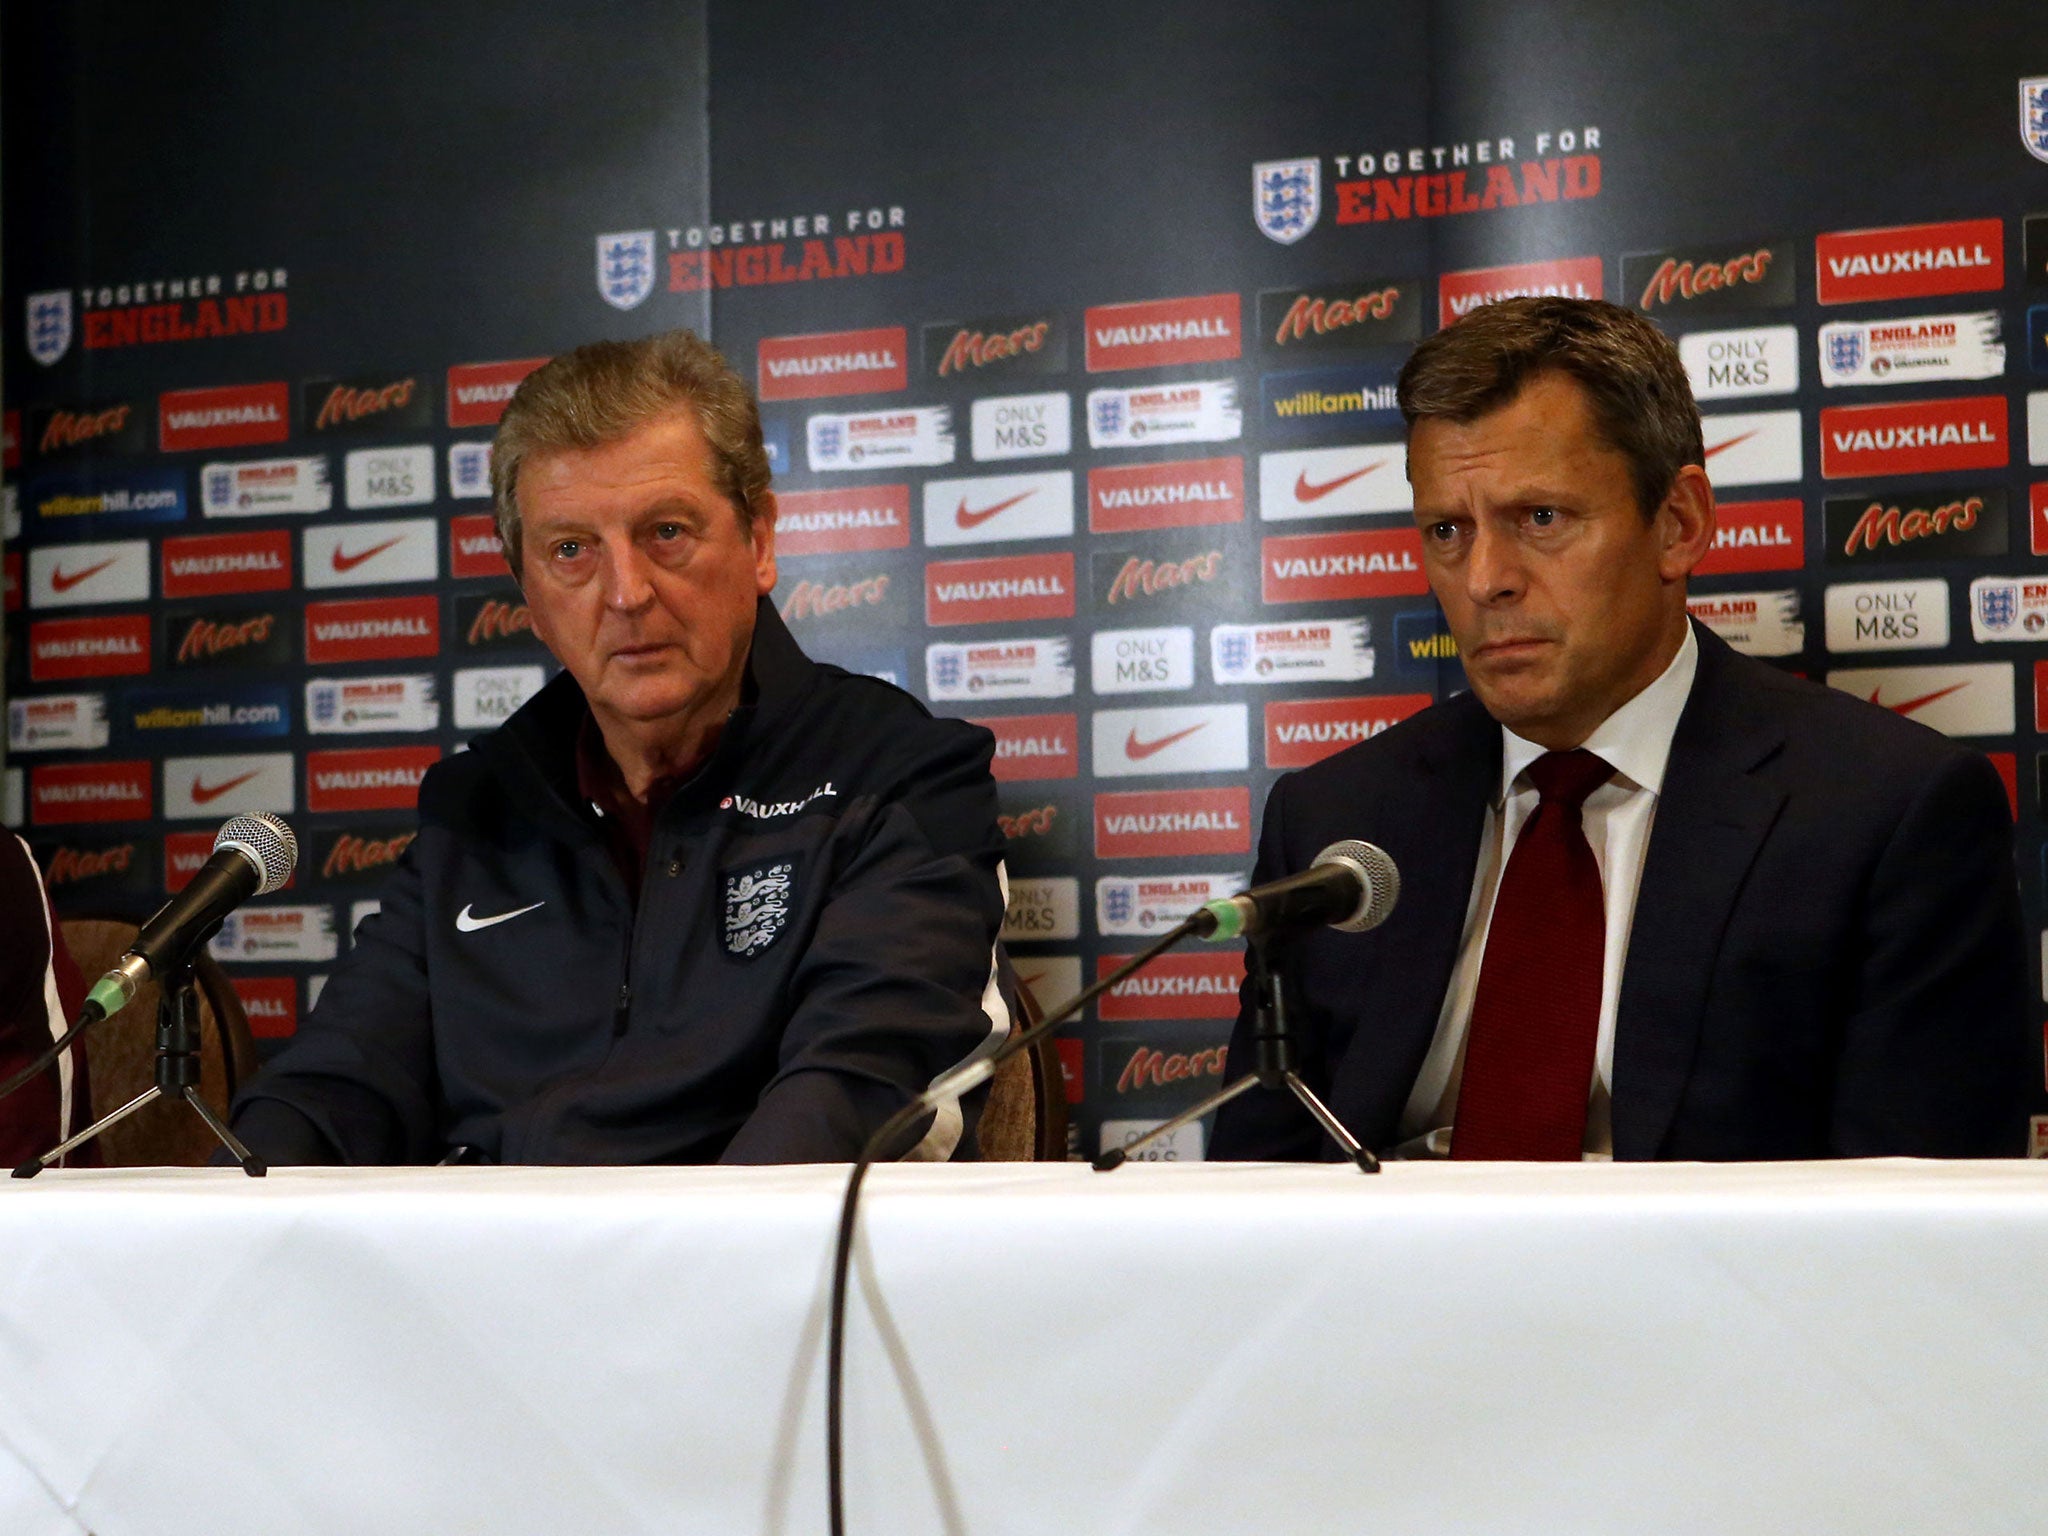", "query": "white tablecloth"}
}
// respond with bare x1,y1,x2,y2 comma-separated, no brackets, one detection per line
1,1160,2043,1535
